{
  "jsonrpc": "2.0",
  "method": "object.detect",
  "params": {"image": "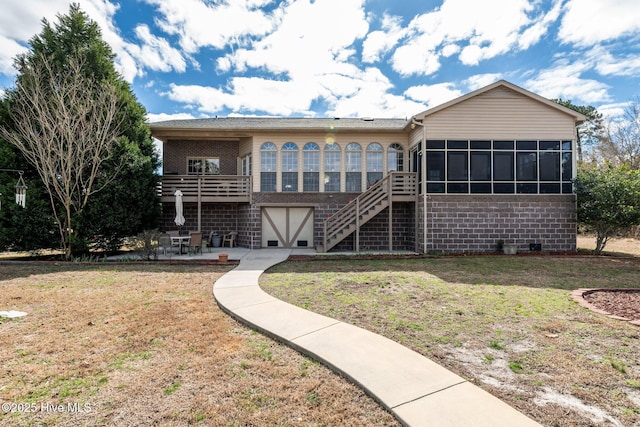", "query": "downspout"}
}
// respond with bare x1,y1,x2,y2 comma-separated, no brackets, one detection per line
411,119,427,254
